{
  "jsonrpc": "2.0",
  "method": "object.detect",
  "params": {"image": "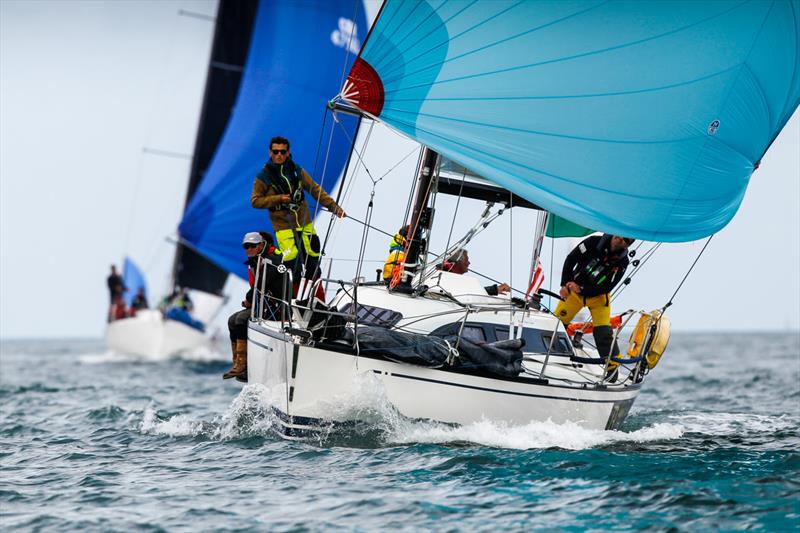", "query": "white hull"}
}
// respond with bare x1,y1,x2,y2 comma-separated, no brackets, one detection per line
105,309,209,359
247,324,639,437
